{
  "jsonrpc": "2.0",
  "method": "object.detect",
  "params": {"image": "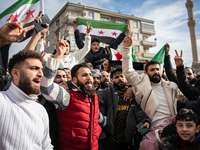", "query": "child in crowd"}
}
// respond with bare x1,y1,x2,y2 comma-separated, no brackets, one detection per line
161,108,200,150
